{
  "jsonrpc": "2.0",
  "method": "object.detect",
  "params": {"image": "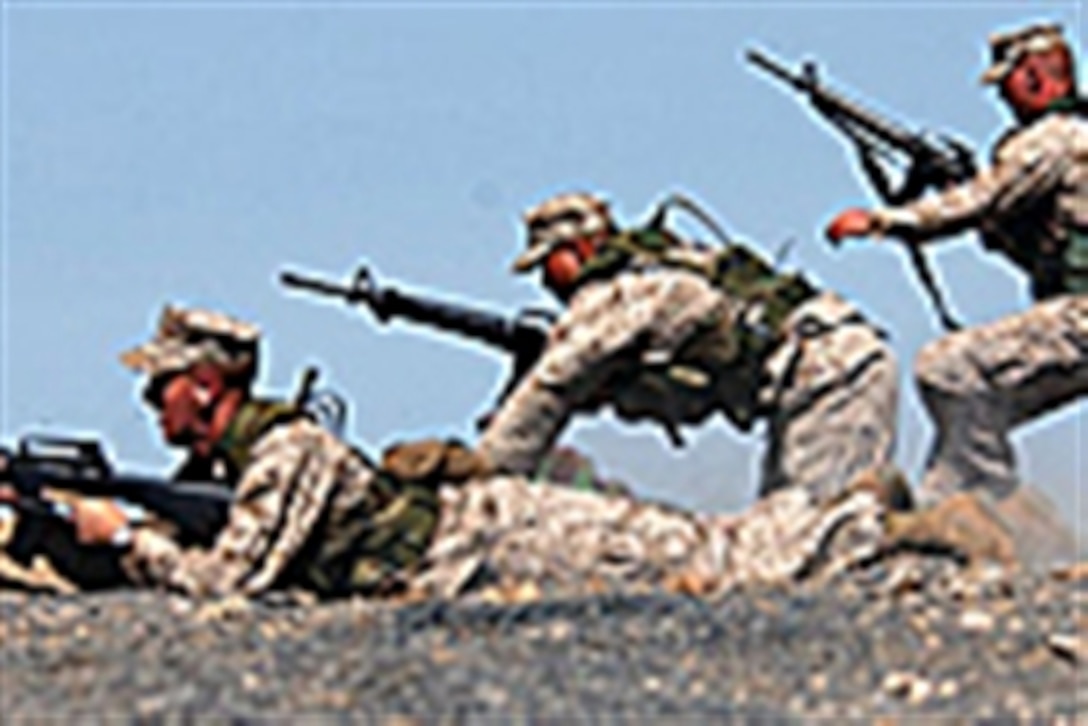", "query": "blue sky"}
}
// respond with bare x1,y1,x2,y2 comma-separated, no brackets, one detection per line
2,2,1083,531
